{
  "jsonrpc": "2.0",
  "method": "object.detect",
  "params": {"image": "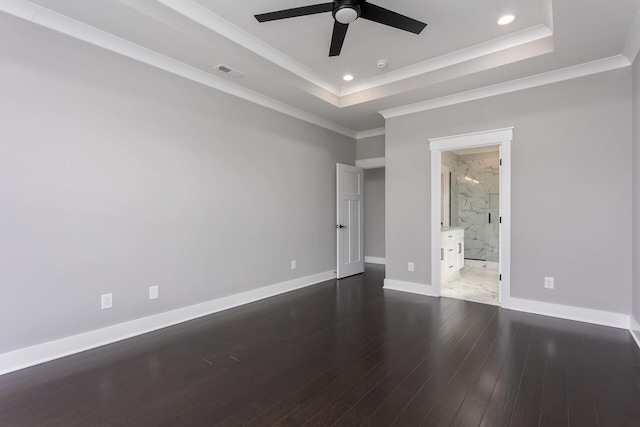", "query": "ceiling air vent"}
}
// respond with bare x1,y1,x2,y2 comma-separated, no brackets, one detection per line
214,64,245,78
